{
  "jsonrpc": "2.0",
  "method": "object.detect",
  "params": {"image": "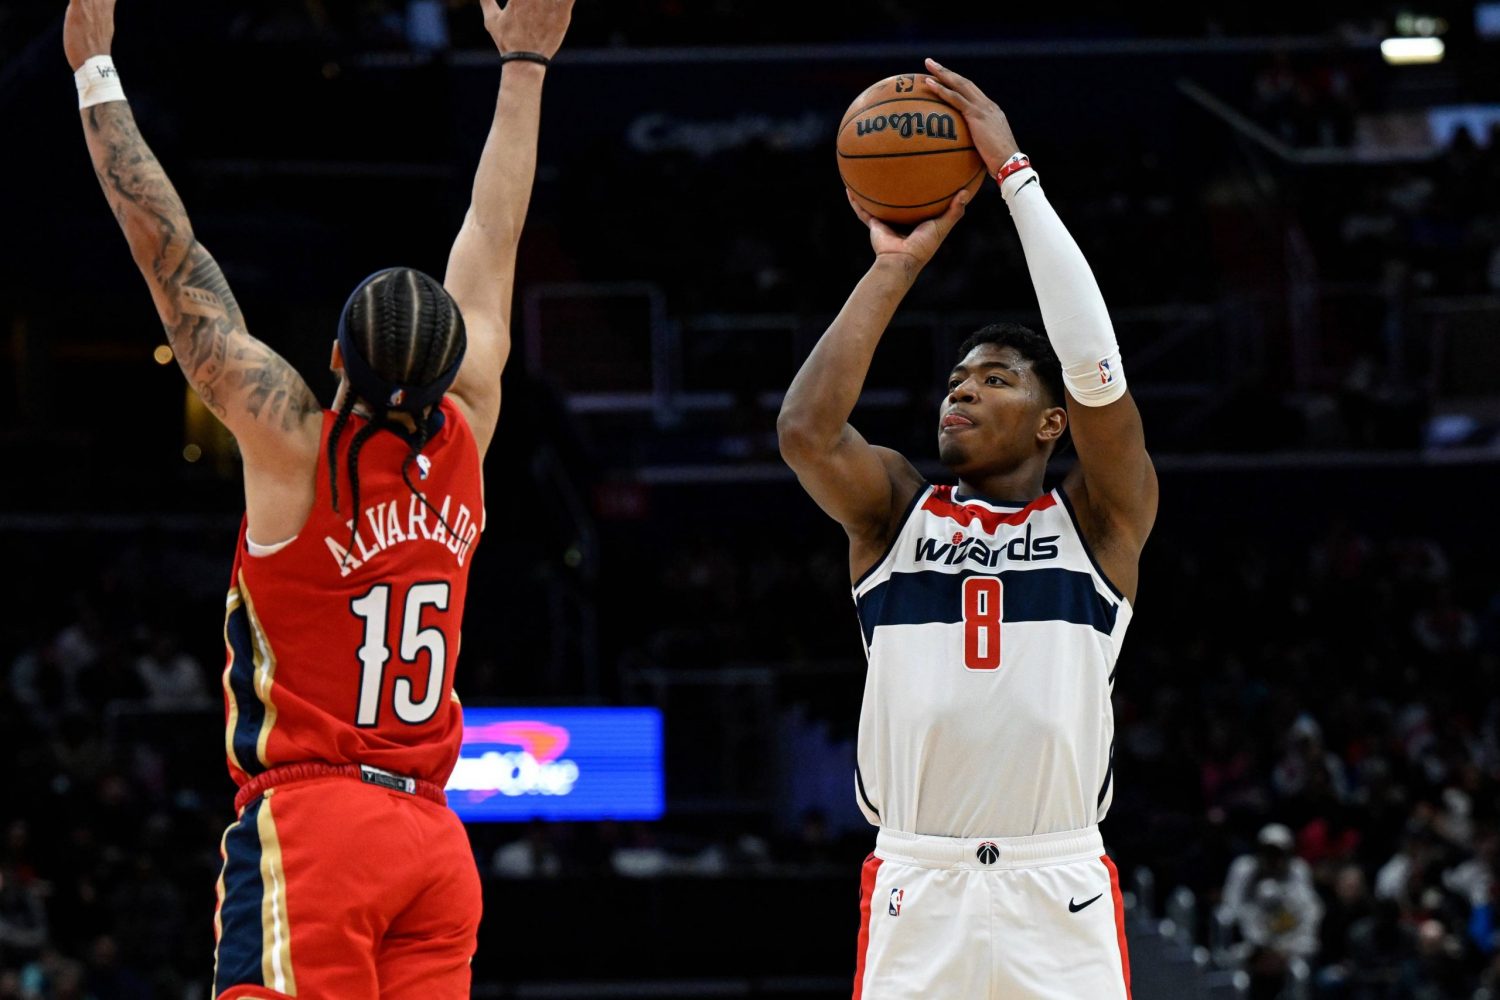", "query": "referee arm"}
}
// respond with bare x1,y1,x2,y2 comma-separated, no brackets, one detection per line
442,0,573,459
67,0,322,480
